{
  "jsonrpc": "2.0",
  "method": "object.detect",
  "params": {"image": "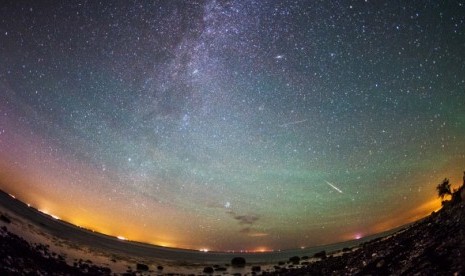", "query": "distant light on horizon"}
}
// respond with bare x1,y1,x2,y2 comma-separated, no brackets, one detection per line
254,247,272,253
38,209,48,215
38,209,60,220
